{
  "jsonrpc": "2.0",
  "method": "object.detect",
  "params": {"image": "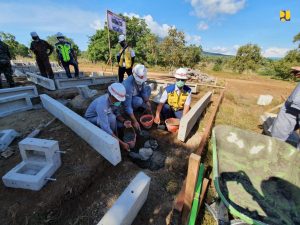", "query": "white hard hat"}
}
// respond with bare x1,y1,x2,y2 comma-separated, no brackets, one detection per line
108,83,126,102
30,32,38,37
174,68,189,80
133,64,147,83
118,34,126,43
56,32,64,38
